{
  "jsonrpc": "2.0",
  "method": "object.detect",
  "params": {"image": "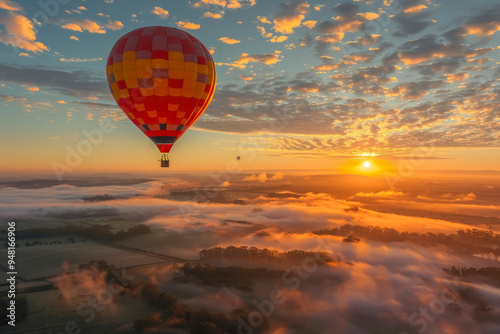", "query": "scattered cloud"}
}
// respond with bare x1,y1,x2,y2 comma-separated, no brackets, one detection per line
353,190,405,198
59,57,103,63
243,172,284,182
0,63,108,99
0,0,22,11
105,20,123,30
152,6,169,18
193,0,256,10
257,16,271,24
270,35,288,43
61,19,106,33
302,20,316,29
444,72,469,84
403,4,427,14
272,0,310,34
0,11,49,52
234,51,281,65
204,11,224,19
219,37,240,44
177,21,201,30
